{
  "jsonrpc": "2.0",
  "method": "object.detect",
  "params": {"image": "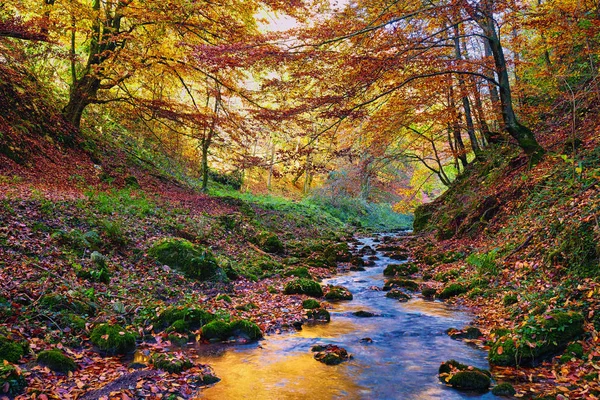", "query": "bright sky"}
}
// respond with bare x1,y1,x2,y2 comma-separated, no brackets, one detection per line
258,0,350,33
